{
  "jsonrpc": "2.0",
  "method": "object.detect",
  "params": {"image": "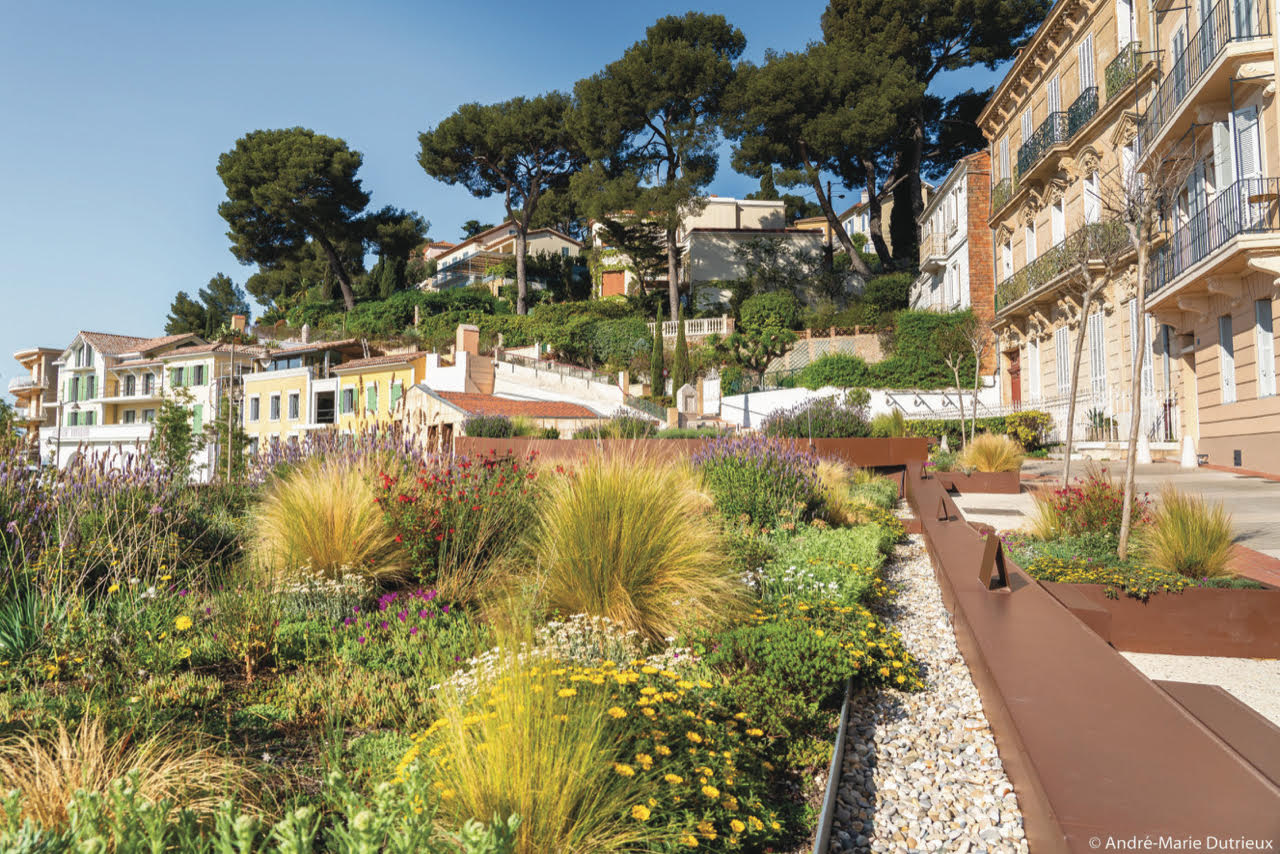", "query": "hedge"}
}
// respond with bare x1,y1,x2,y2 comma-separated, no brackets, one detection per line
906,410,1051,451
